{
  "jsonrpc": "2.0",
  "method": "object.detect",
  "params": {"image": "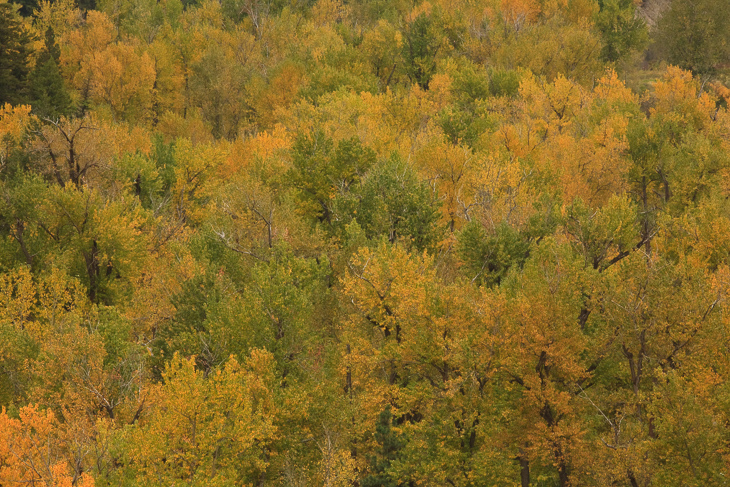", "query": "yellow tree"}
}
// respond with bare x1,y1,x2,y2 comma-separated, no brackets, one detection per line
0,267,146,483
0,405,95,487
582,253,729,486
0,104,35,171
123,351,278,485
413,131,475,234
502,241,592,487
62,10,156,122
341,241,514,484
